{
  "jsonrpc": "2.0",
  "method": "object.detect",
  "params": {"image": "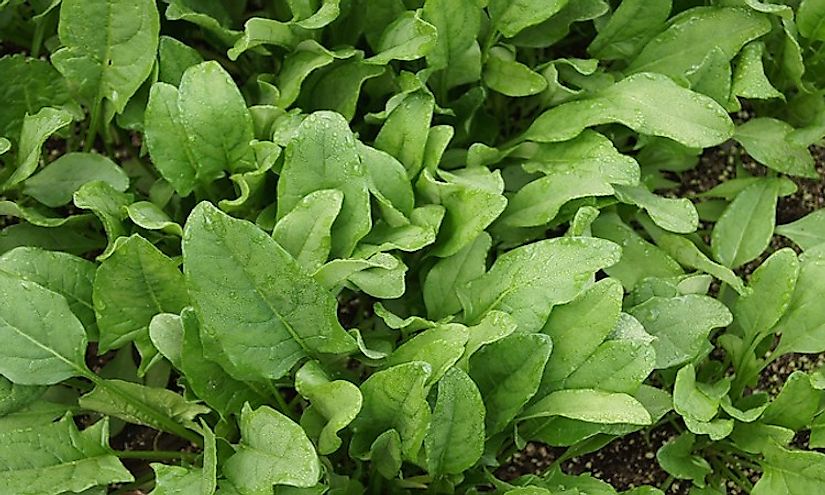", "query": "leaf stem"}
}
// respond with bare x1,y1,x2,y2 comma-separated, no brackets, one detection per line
84,100,102,153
